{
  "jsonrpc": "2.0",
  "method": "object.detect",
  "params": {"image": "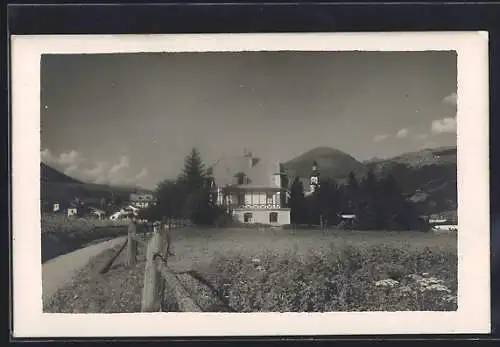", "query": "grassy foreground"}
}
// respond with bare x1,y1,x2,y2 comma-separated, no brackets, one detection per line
44,228,457,313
